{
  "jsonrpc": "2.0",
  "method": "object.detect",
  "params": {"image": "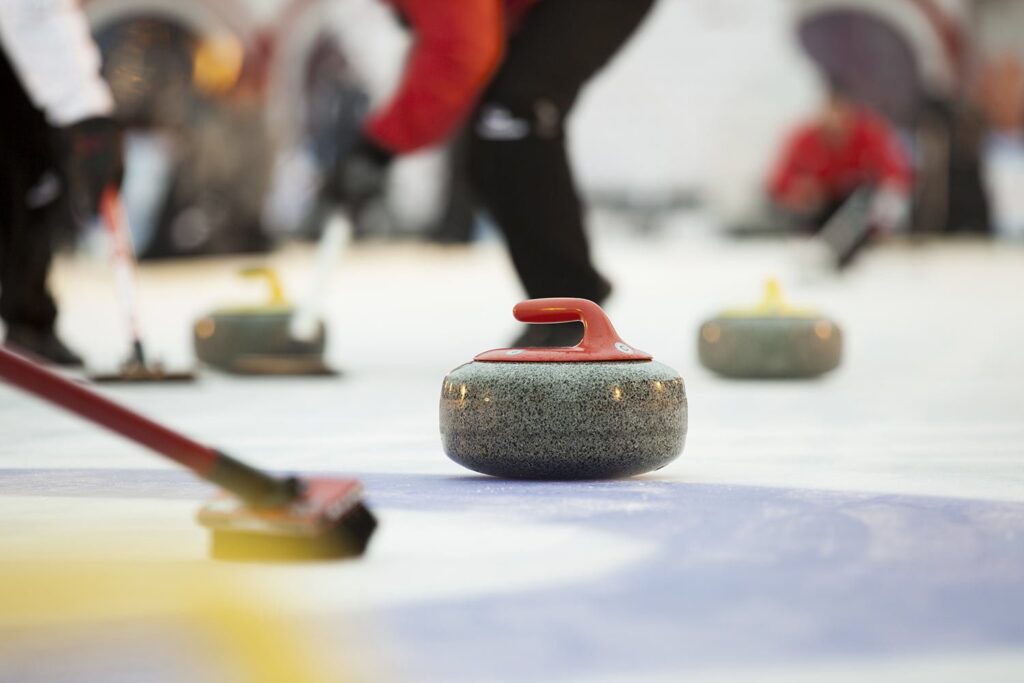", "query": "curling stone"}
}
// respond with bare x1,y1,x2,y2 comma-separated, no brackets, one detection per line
440,298,687,480
193,268,331,375
698,279,842,379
